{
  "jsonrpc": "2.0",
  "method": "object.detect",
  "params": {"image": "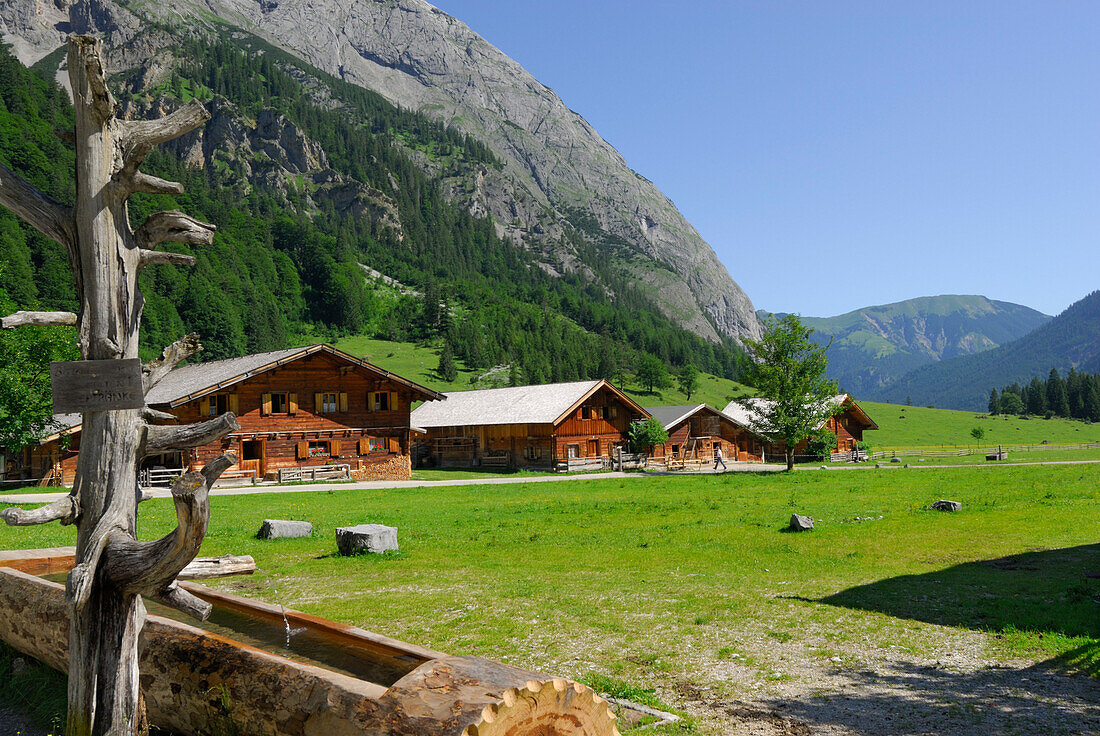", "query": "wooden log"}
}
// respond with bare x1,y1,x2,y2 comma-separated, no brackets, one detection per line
143,333,201,392
1,310,78,329
177,555,256,580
